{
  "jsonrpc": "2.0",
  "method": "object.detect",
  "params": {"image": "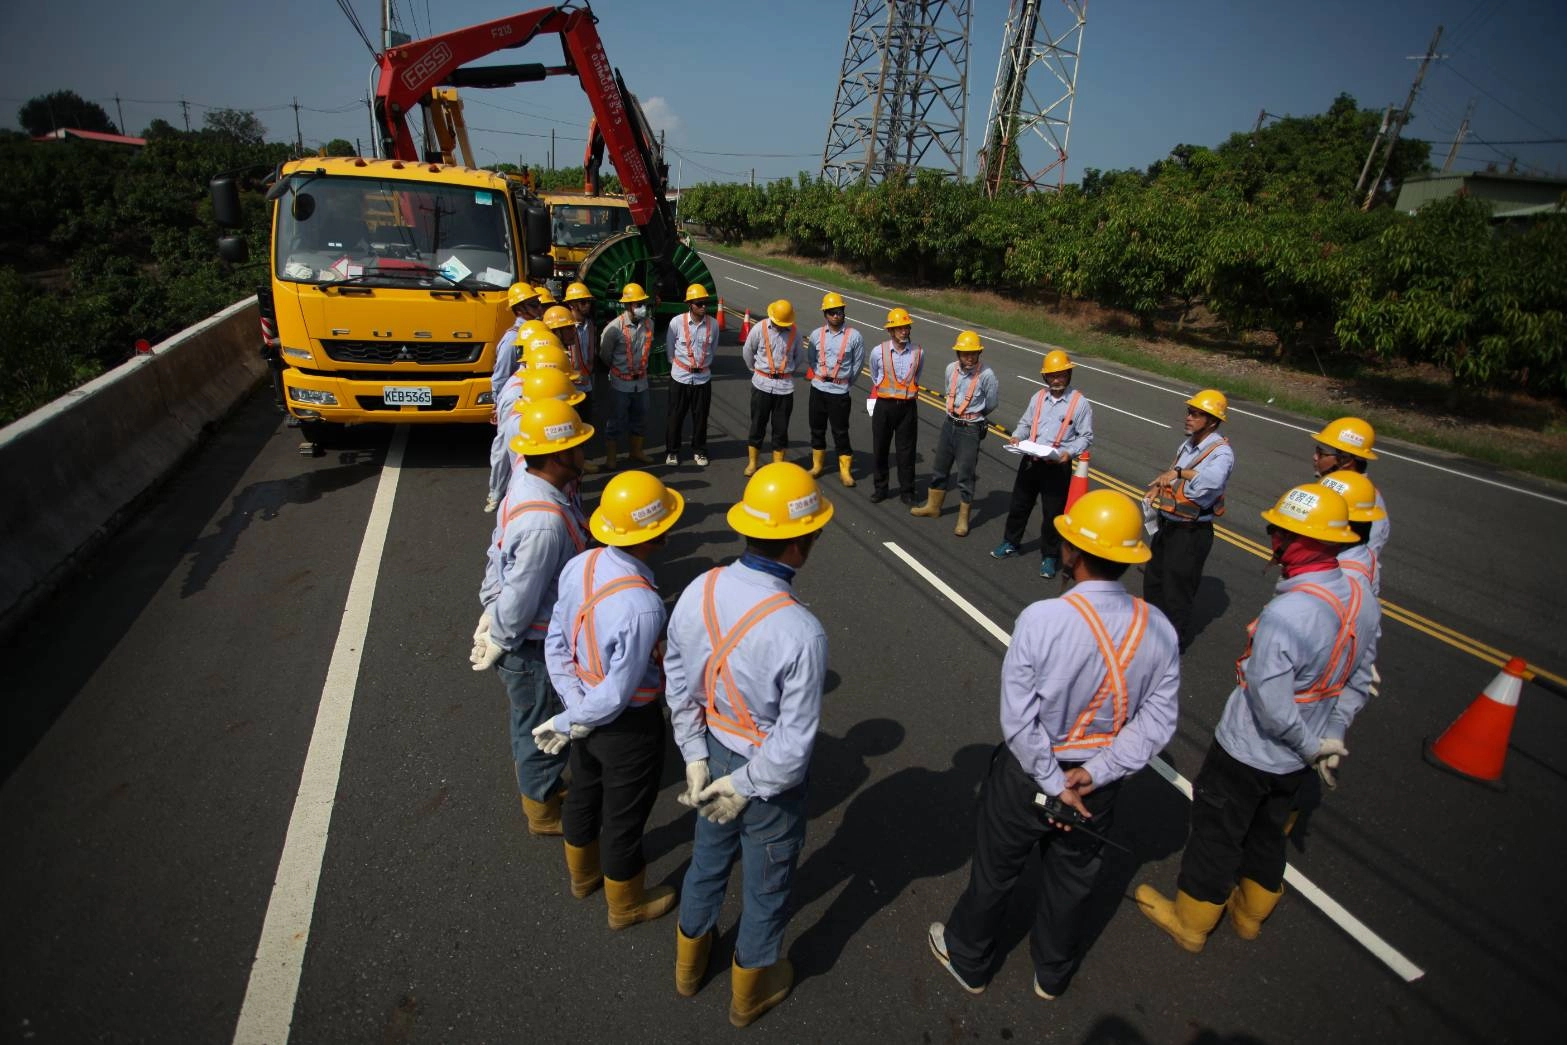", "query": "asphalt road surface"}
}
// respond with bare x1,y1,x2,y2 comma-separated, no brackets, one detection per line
4,252,1566,1044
